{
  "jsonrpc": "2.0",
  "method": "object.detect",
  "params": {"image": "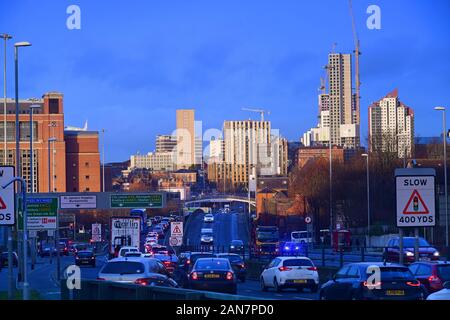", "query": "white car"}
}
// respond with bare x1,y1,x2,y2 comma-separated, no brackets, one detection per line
260,256,319,293
200,229,214,244
203,214,214,223
427,281,450,300
97,257,168,284
124,252,143,258
118,246,140,258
